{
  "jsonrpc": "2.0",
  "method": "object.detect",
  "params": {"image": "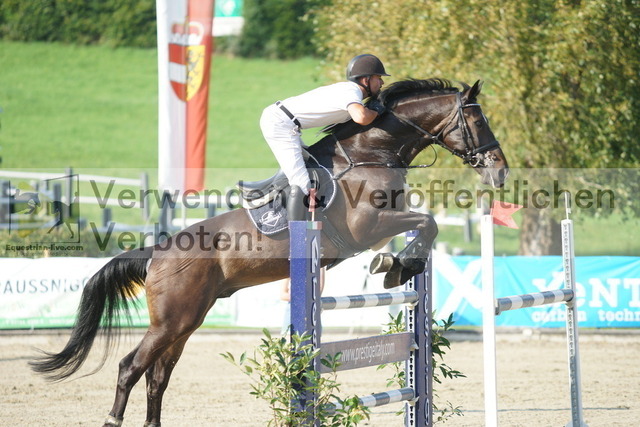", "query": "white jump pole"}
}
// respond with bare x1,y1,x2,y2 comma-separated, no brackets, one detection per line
481,214,498,427
562,193,588,427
